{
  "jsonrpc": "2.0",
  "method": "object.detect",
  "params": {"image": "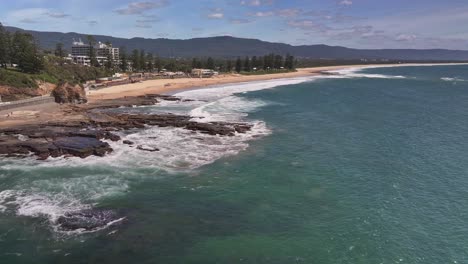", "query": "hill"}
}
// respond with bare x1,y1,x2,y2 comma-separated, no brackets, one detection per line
6,26,468,61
